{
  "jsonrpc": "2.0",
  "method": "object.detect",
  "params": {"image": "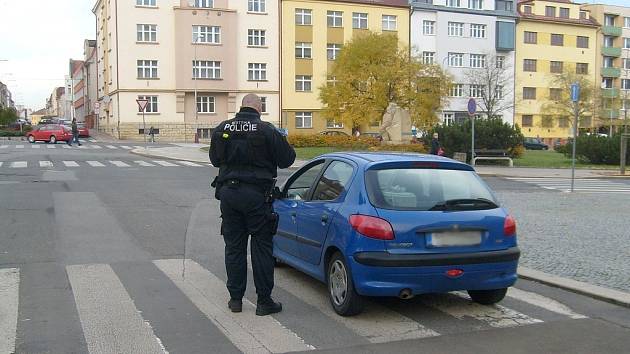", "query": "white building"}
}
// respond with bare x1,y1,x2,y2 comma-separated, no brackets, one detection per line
410,0,517,125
